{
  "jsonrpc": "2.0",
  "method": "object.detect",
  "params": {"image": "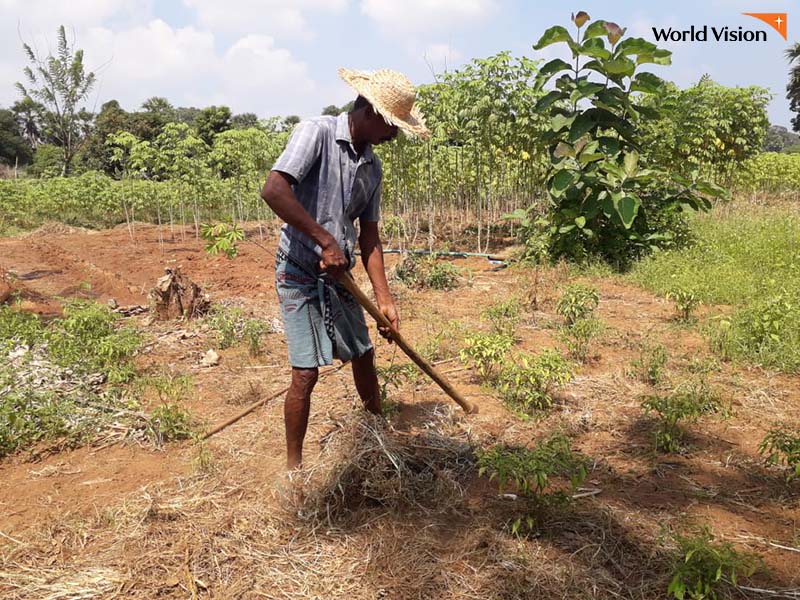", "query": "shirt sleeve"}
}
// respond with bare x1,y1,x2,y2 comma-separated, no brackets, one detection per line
271,121,323,183
361,178,381,222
